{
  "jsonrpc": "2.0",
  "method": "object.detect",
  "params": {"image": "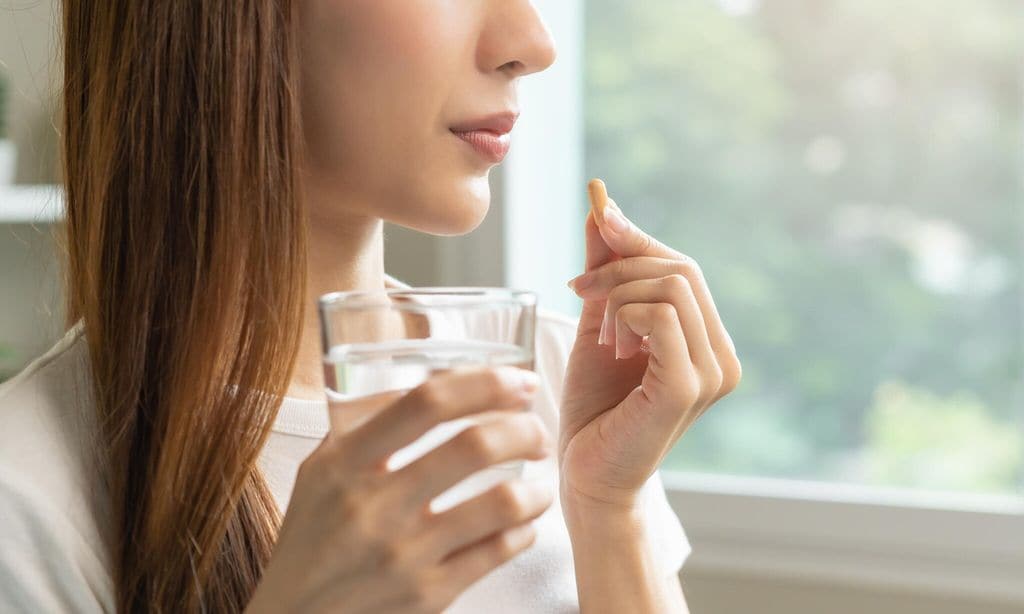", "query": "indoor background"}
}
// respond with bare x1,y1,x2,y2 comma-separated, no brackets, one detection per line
2,1,1022,613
